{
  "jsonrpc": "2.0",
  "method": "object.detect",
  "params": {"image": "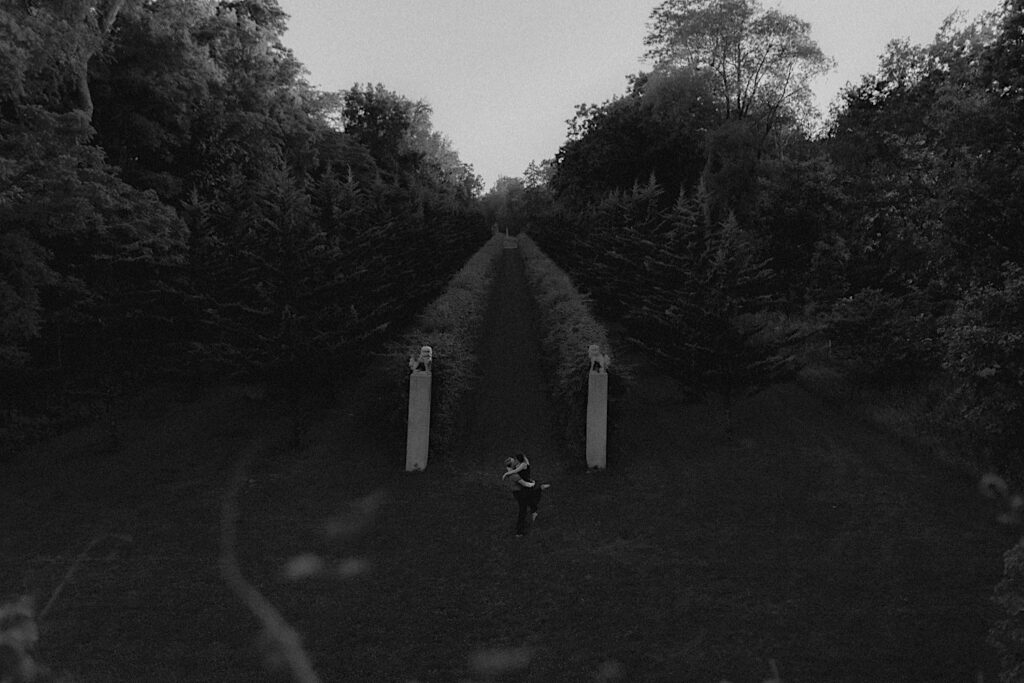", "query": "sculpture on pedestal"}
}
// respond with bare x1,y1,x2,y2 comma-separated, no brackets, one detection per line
409,346,433,373
588,344,610,373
